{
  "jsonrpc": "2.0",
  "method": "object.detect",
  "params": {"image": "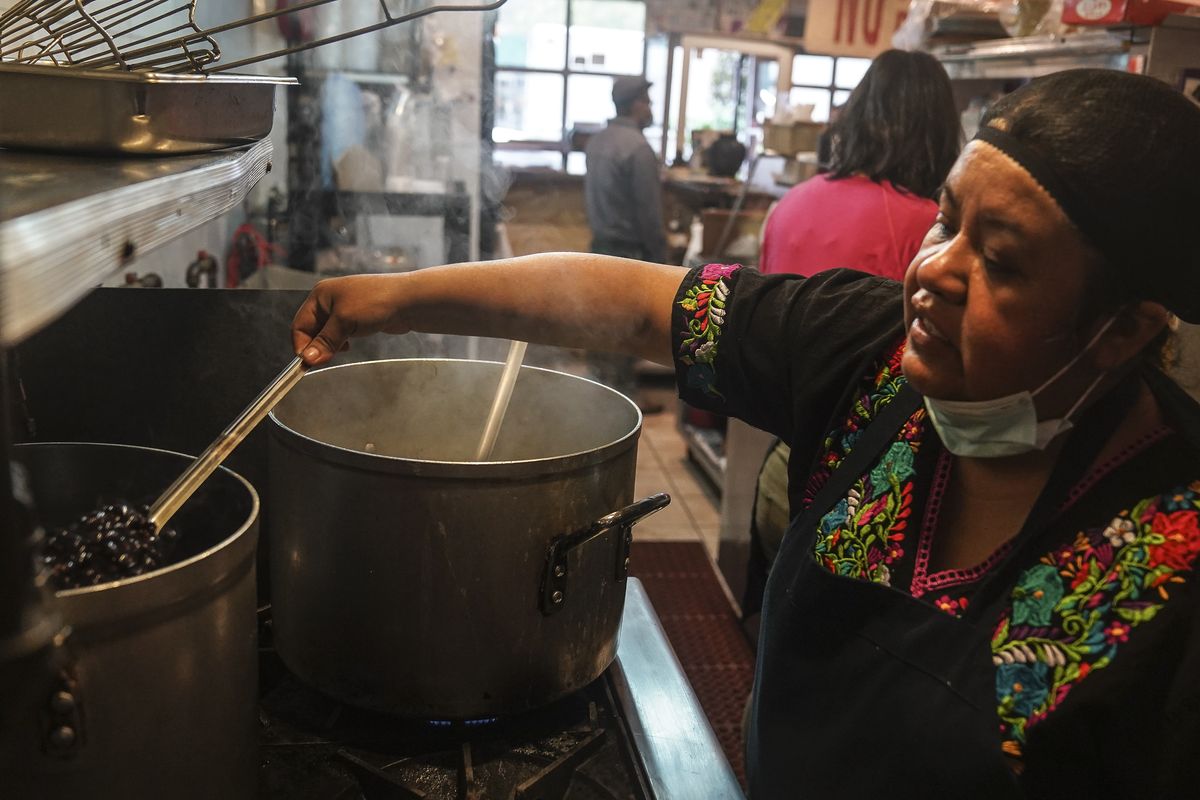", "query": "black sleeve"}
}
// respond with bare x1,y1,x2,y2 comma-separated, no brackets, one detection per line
671,264,905,446
1157,594,1200,796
